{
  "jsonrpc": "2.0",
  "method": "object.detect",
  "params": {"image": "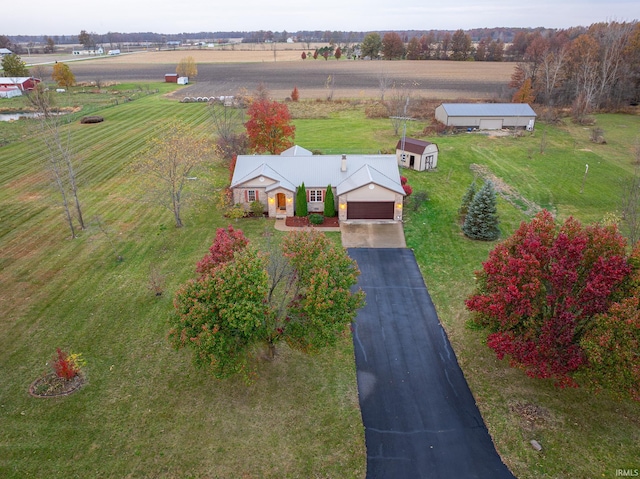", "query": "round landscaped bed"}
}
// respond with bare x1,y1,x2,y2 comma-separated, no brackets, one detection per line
29,372,86,398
